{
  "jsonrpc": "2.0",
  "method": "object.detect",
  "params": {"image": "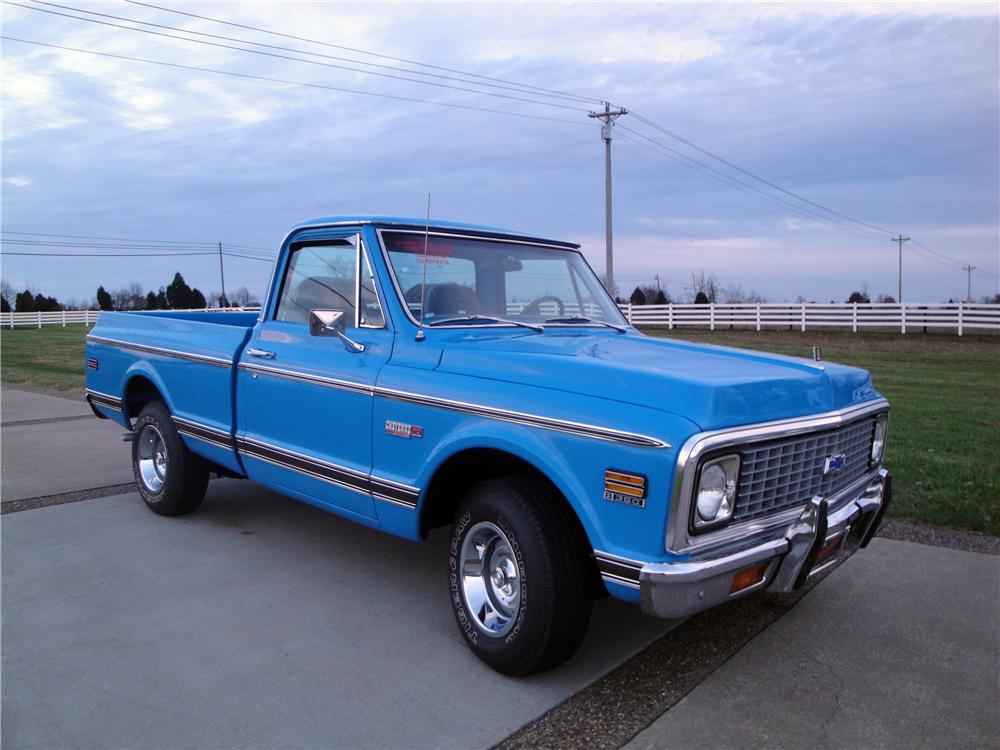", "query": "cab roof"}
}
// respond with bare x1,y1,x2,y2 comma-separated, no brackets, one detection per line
288,215,580,249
